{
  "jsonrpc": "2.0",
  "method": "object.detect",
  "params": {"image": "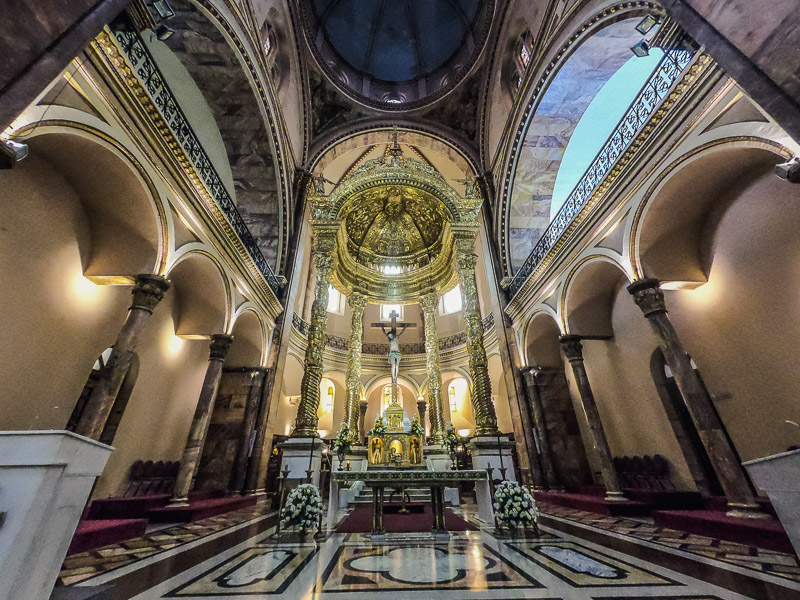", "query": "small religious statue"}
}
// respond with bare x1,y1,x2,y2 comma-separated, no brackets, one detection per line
409,437,422,464
380,310,408,385
455,176,480,198
310,172,334,196
369,437,383,464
